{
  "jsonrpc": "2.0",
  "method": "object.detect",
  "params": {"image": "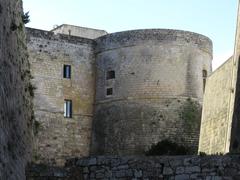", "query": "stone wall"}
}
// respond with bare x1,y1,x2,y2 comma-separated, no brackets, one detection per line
92,29,212,155
0,0,33,179
199,2,240,154
51,24,107,39
26,155,240,180
229,1,240,153
27,28,96,166
199,57,234,154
